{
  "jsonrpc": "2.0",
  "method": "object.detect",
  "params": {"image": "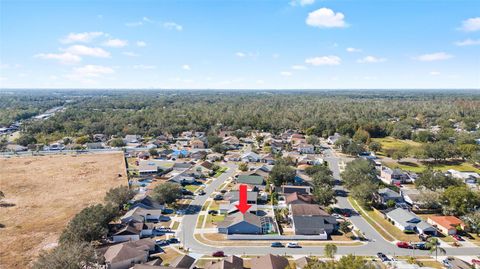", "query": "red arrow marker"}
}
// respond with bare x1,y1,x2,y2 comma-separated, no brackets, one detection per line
235,184,251,214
